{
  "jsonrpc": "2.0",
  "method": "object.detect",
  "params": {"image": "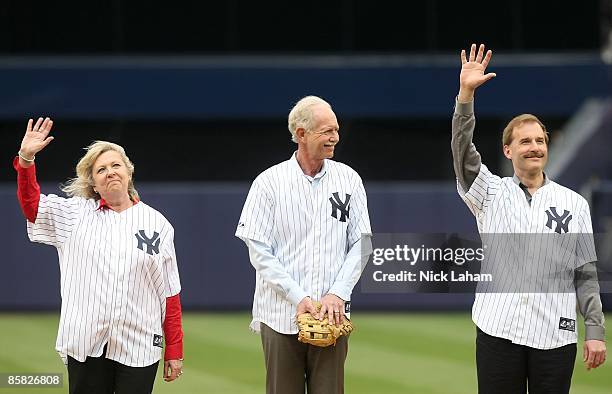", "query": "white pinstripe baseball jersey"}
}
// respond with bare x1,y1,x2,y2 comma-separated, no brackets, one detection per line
236,153,372,334
27,194,181,367
458,163,597,349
